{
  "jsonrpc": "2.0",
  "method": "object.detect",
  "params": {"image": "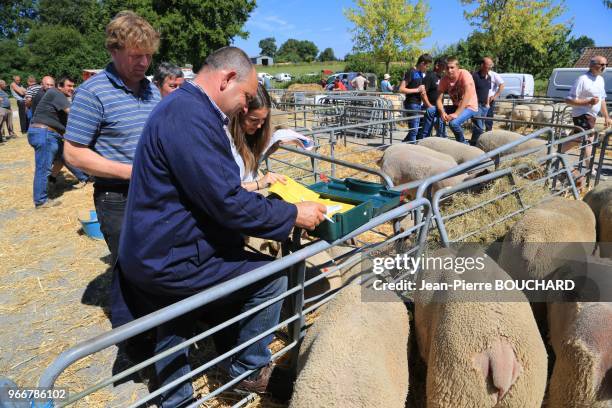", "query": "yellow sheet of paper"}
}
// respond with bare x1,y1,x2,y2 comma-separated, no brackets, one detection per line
268,176,354,216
